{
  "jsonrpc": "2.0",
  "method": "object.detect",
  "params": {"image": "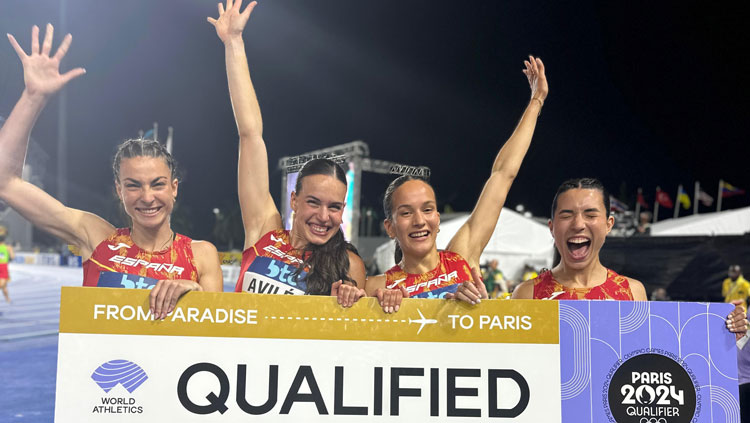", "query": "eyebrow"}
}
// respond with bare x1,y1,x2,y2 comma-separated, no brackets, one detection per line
397,201,436,210
306,195,343,207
